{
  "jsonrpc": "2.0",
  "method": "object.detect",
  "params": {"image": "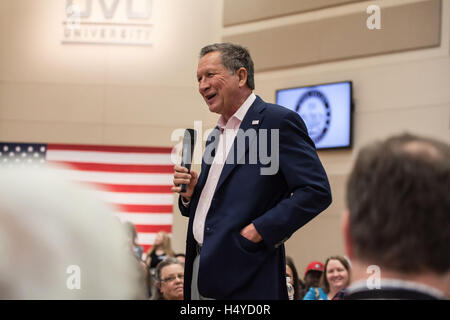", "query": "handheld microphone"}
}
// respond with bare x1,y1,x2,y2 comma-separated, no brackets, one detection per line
180,129,196,193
